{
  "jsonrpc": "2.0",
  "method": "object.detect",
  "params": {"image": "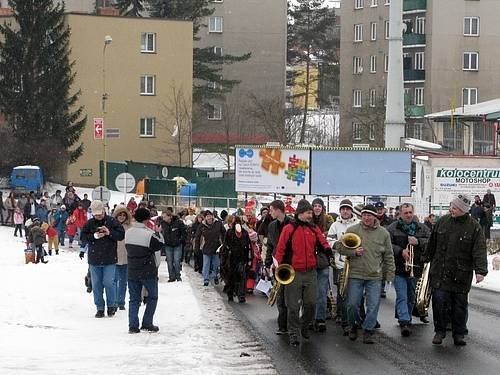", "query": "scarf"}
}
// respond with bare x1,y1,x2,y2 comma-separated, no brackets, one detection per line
398,219,417,236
